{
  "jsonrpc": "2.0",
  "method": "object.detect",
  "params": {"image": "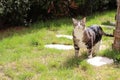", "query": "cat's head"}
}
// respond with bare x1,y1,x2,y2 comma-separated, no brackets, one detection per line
72,17,86,30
